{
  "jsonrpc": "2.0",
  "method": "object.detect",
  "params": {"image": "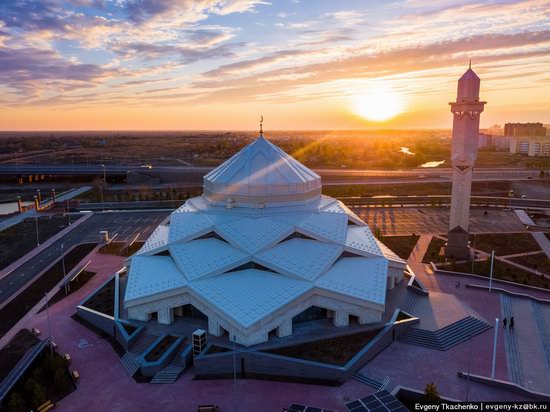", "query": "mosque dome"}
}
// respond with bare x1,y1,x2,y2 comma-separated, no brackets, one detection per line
203,134,322,207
